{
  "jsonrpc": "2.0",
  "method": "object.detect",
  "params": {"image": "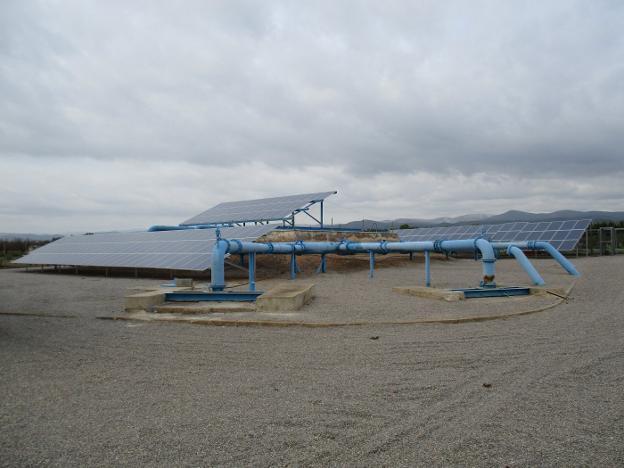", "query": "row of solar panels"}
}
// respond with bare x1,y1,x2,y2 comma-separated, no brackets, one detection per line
15,225,275,271
393,219,591,252
16,219,590,271
181,191,336,225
